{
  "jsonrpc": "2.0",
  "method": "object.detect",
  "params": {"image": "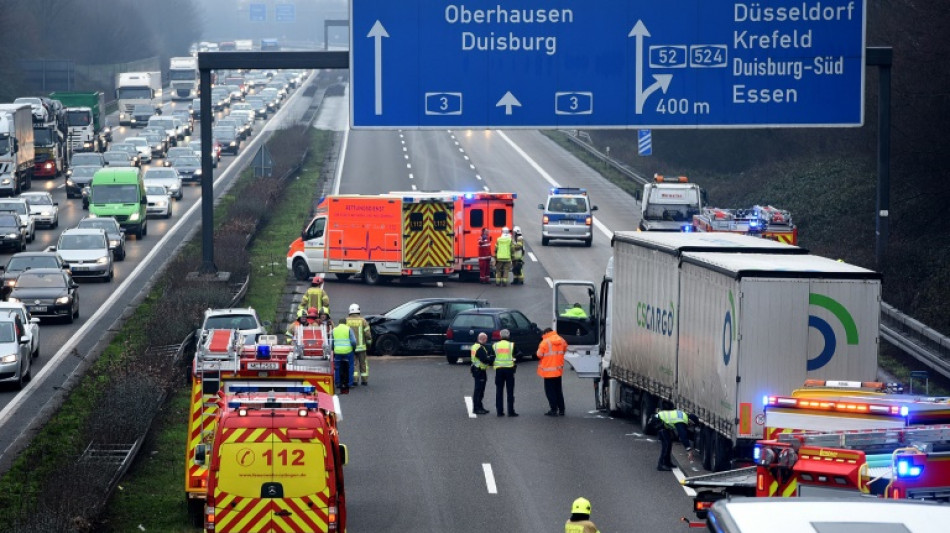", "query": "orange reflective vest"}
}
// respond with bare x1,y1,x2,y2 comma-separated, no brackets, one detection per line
537,331,567,378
